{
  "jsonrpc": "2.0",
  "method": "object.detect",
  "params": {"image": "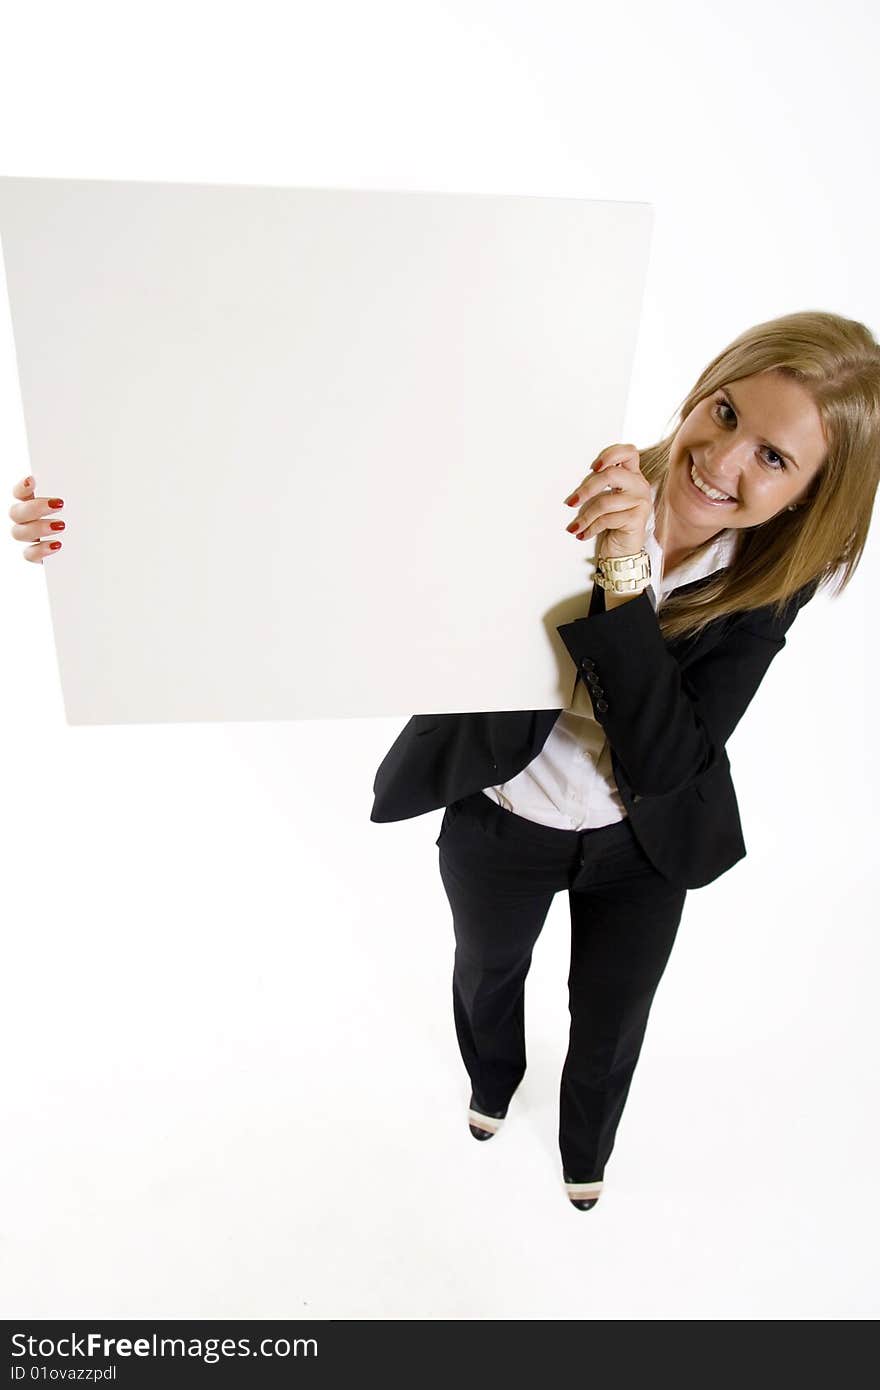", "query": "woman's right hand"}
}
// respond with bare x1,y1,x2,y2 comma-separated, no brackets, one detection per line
8,476,65,563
